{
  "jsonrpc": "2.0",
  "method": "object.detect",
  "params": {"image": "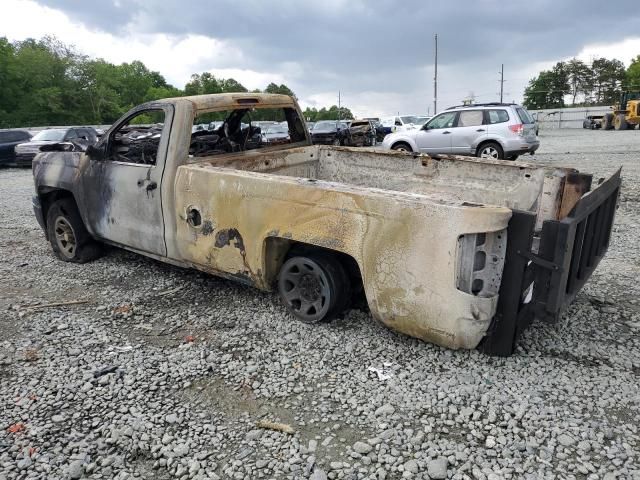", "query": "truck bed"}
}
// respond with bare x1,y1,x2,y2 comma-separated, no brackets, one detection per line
190,145,587,227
